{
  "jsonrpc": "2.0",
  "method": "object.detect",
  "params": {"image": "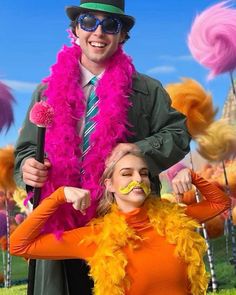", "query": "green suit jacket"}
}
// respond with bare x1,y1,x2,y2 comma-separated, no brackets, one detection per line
14,72,190,190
